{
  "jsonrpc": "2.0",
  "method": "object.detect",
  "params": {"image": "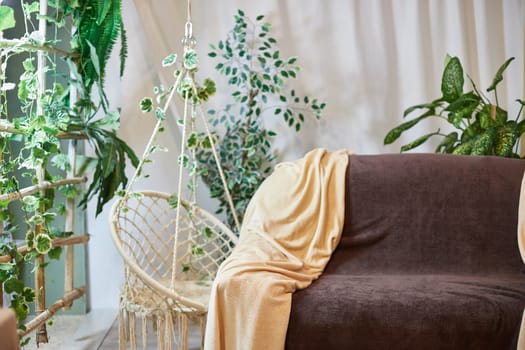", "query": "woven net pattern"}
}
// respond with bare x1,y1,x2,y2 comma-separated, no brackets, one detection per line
110,190,238,349
111,190,237,313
